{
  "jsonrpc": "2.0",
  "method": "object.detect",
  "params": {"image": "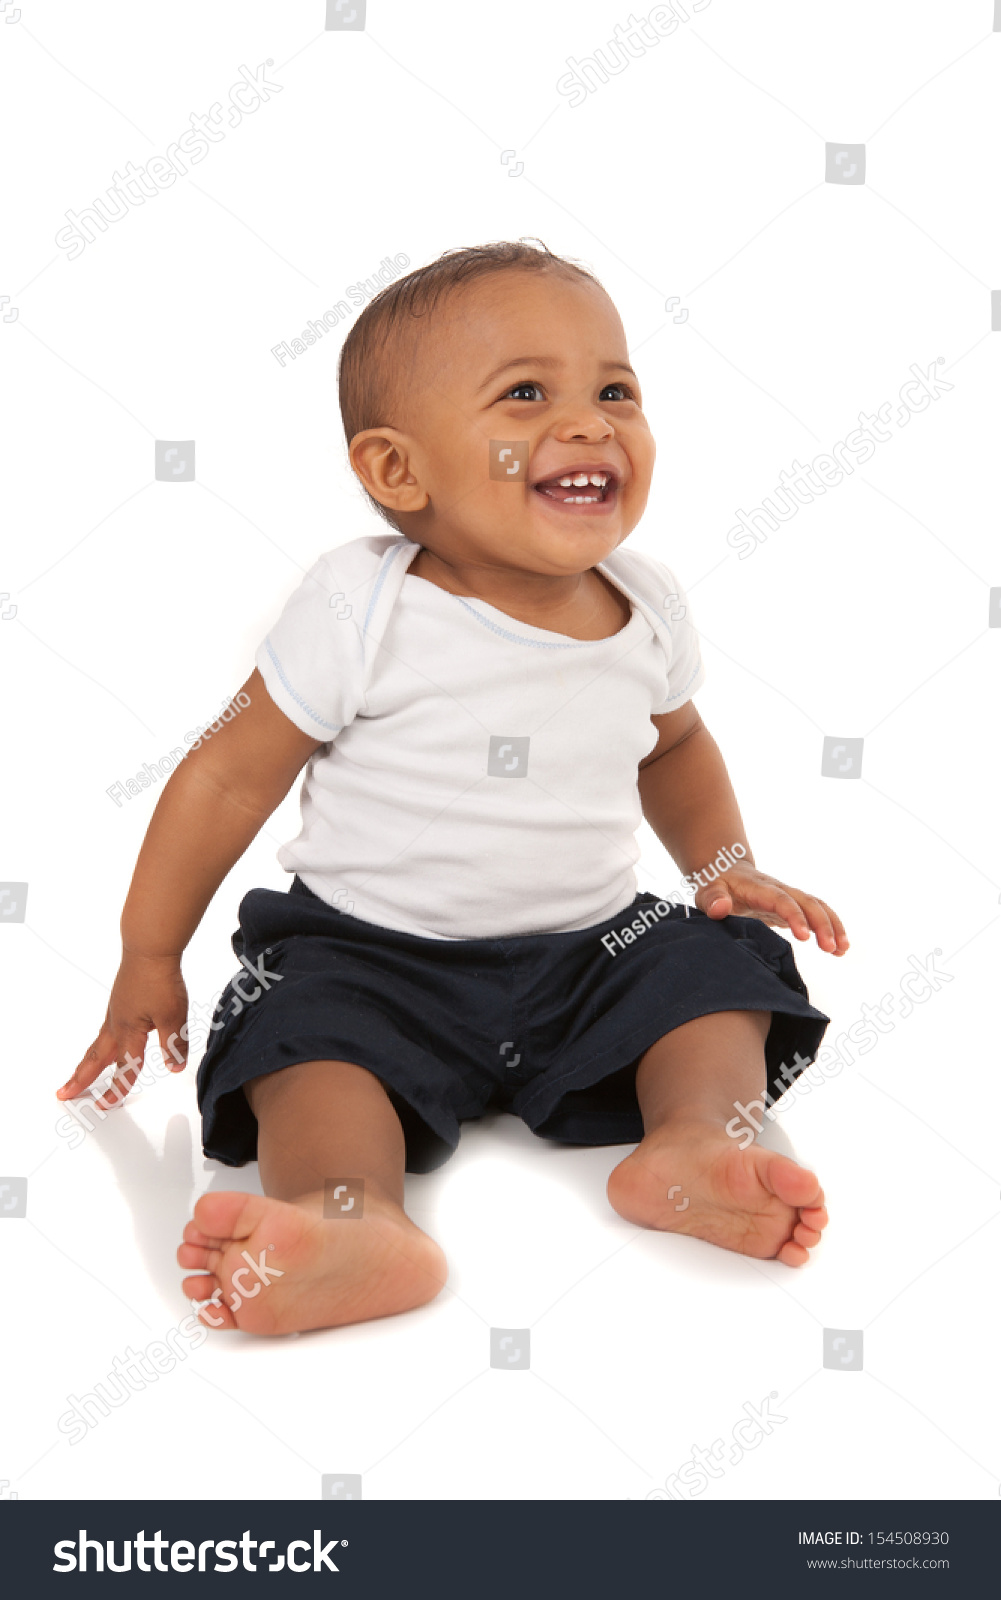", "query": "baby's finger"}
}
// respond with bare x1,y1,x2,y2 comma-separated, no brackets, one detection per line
697,882,733,917
156,1021,188,1074
815,898,850,953
57,1035,118,1100
793,893,839,952
92,1052,145,1110
736,882,813,940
